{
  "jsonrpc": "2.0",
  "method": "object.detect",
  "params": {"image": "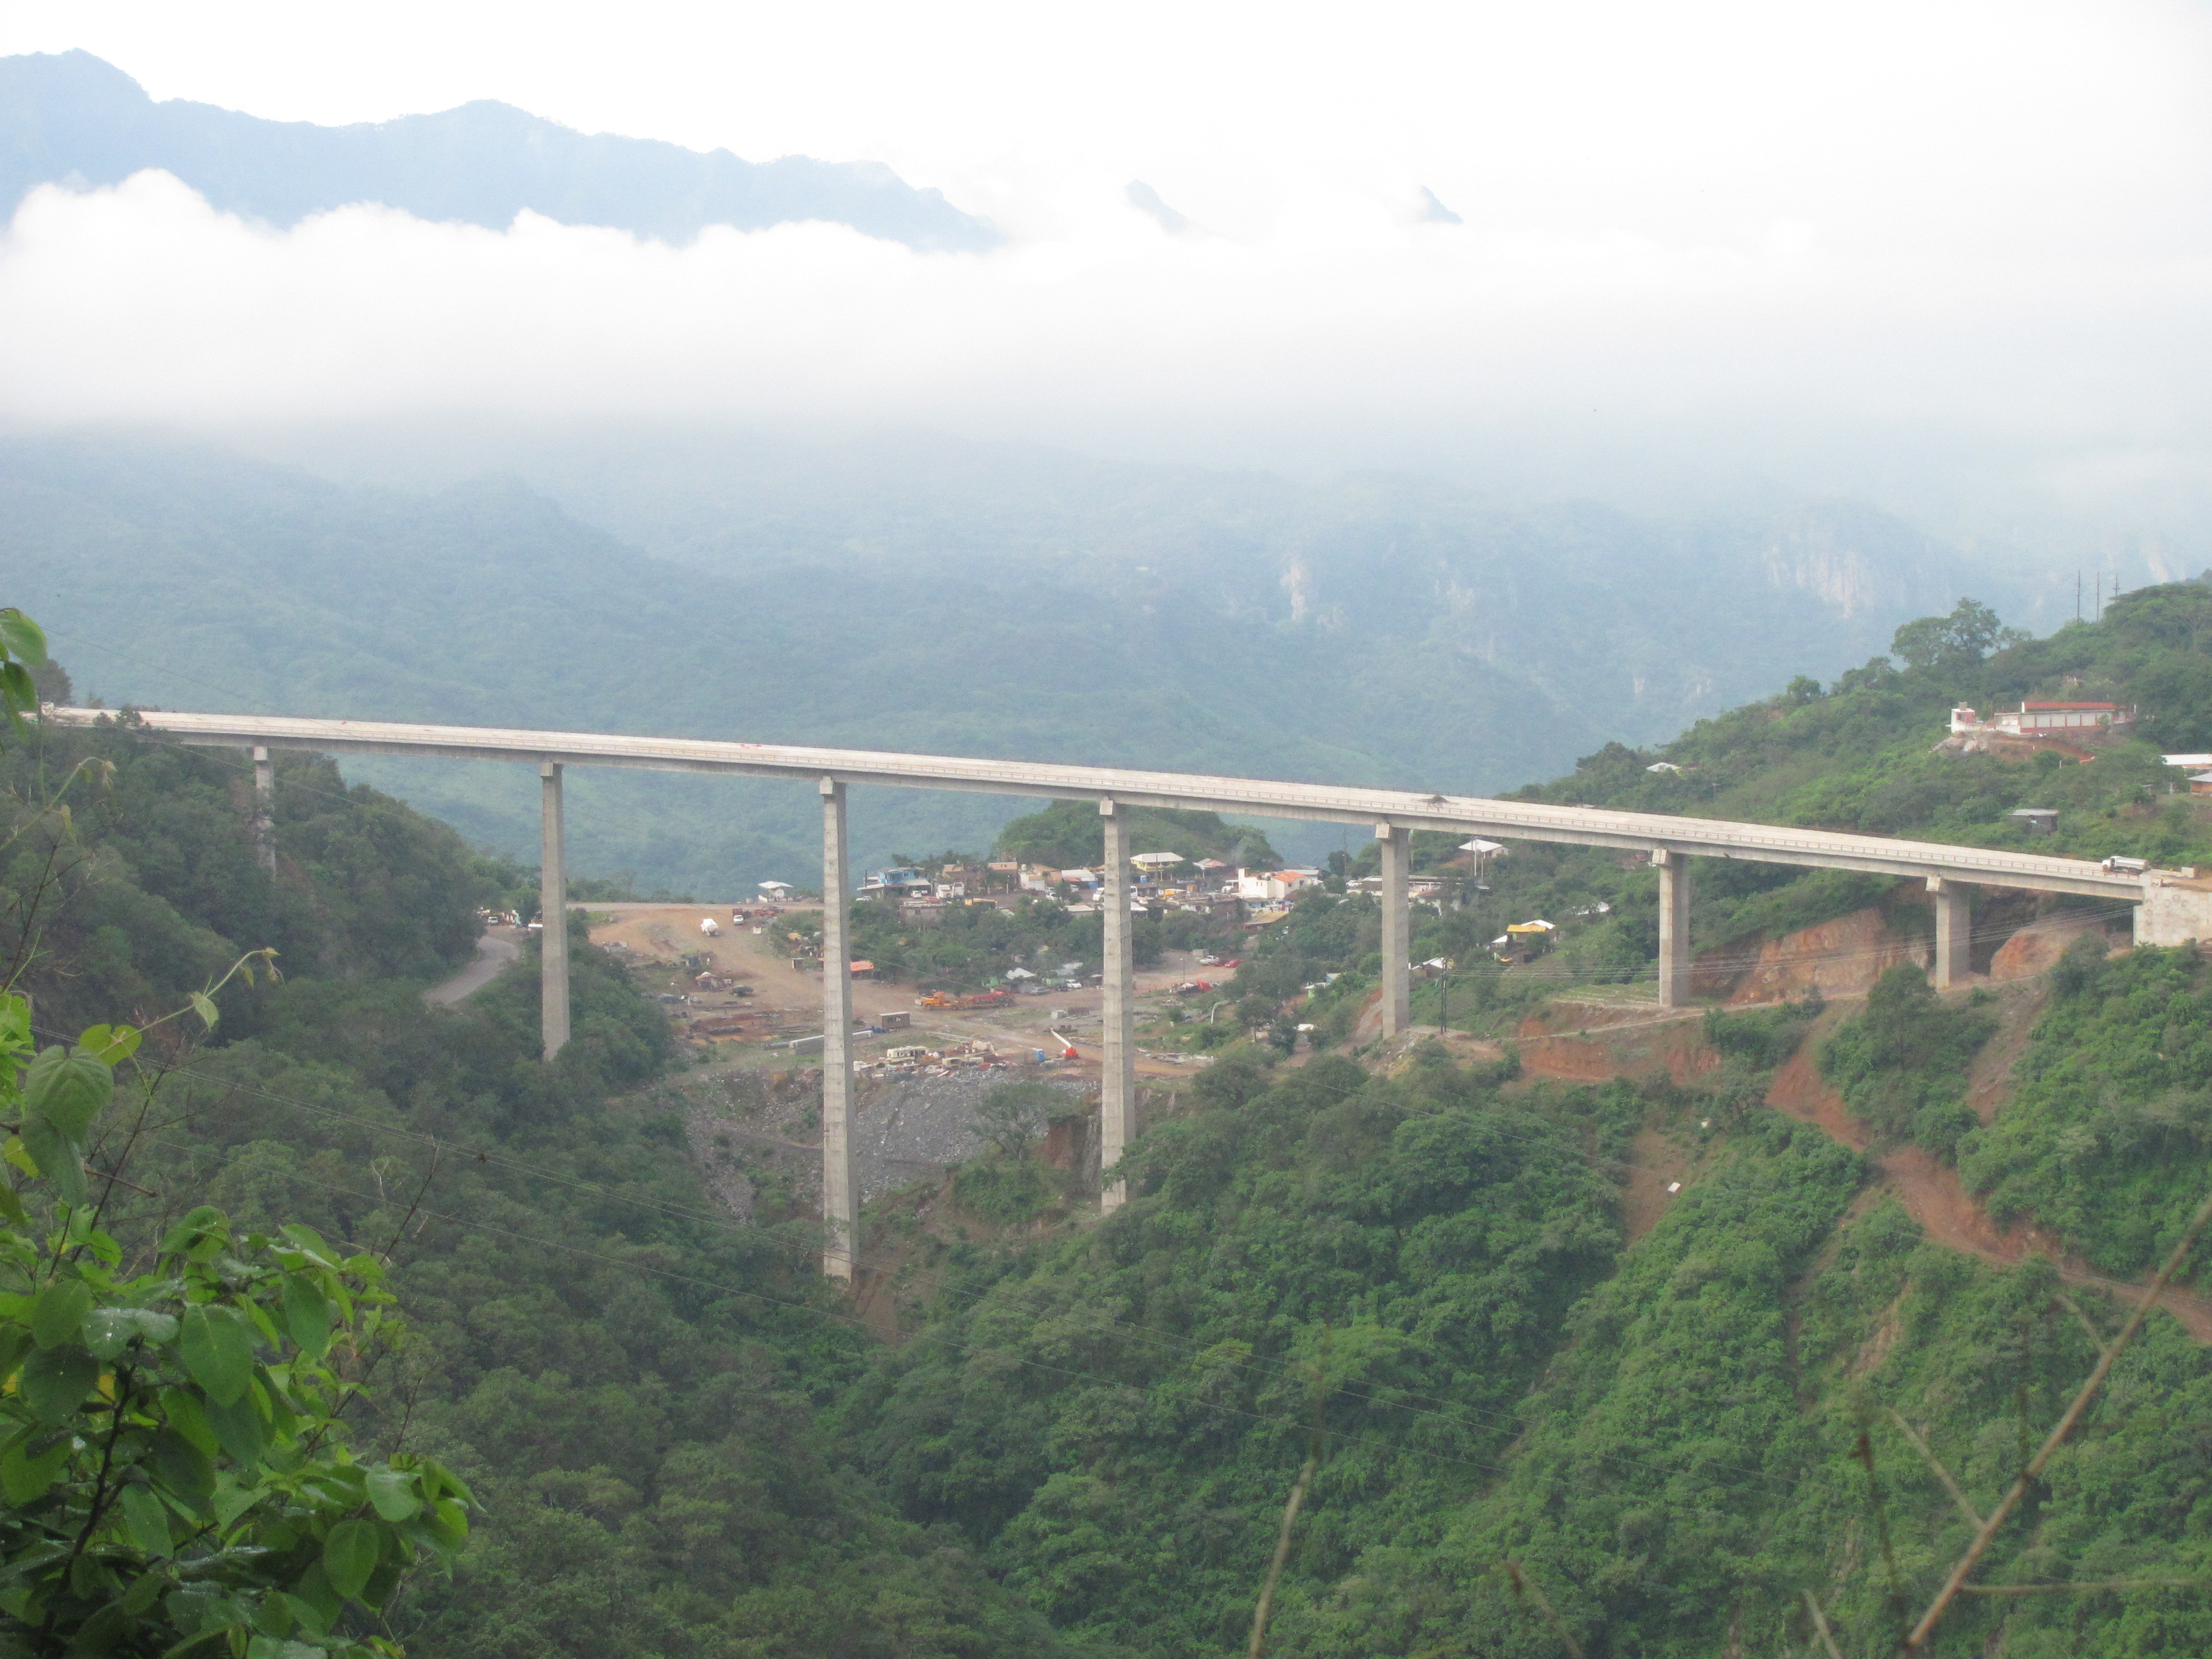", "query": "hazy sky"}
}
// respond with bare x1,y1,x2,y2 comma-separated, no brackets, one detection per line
2,1,2210,530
